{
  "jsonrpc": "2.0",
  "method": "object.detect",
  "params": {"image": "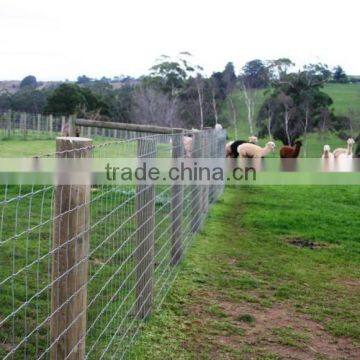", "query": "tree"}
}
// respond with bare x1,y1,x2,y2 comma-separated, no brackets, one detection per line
143,53,210,129
195,74,205,129
220,62,238,136
144,53,195,95
222,62,237,95
242,59,270,89
239,60,270,135
44,84,108,116
20,75,37,89
132,86,179,127
209,77,220,124
268,58,294,81
11,89,47,113
0,93,12,111
333,66,348,83
257,66,334,145
45,84,85,115
77,75,92,84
